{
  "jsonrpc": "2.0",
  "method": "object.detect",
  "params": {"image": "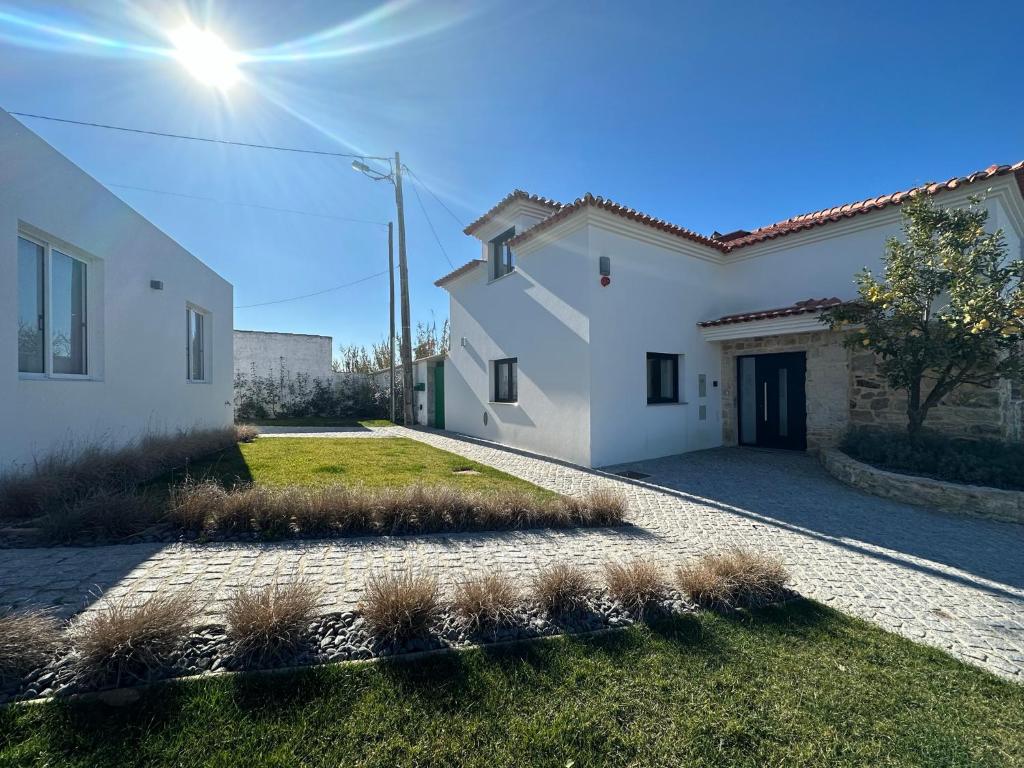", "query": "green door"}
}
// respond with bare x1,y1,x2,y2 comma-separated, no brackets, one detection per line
433,362,445,429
